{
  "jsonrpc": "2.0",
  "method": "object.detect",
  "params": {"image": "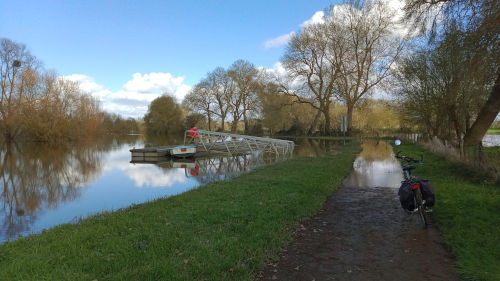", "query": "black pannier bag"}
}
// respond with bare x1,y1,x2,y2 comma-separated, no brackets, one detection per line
419,179,435,207
398,180,415,211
